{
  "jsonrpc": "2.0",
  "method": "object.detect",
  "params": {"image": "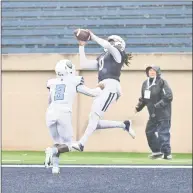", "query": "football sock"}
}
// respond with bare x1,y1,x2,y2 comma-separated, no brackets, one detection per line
79,113,100,146
52,156,59,167
96,120,125,130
